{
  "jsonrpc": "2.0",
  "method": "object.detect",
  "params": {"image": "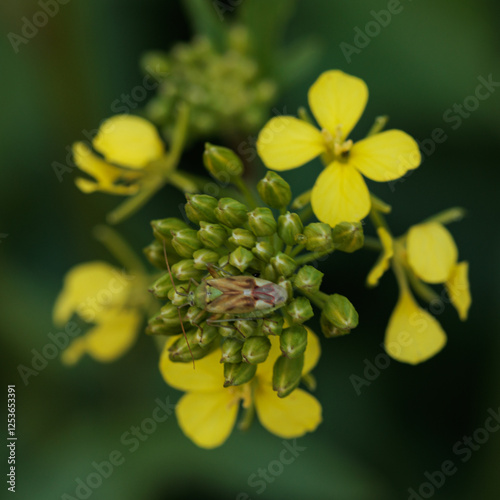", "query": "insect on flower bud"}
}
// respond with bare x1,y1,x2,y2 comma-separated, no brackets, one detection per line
286,297,314,324
322,294,359,334
293,265,324,294
331,221,364,253
252,241,275,263
197,222,228,249
234,319,262,338
262,314,284,336
149,272,176,299
218,325,239,338
168,287,189,307
184,306,204,325
223,362,257,387
151,218,189,243
220,338,244,363
272,354,304,398
257,171,292,209
280,325,308,358
228,228,256,249
271,252,297,277
277,212,304,246
242,337,271,364
171,228,203,258
303,222,334,253
193,249,220,270
185,194,219,224
248,207,277,237
193,324,219,346
169,331,212,362
214,198,248,228
203,143,244,183
229,246,255,272
171,259,201,281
